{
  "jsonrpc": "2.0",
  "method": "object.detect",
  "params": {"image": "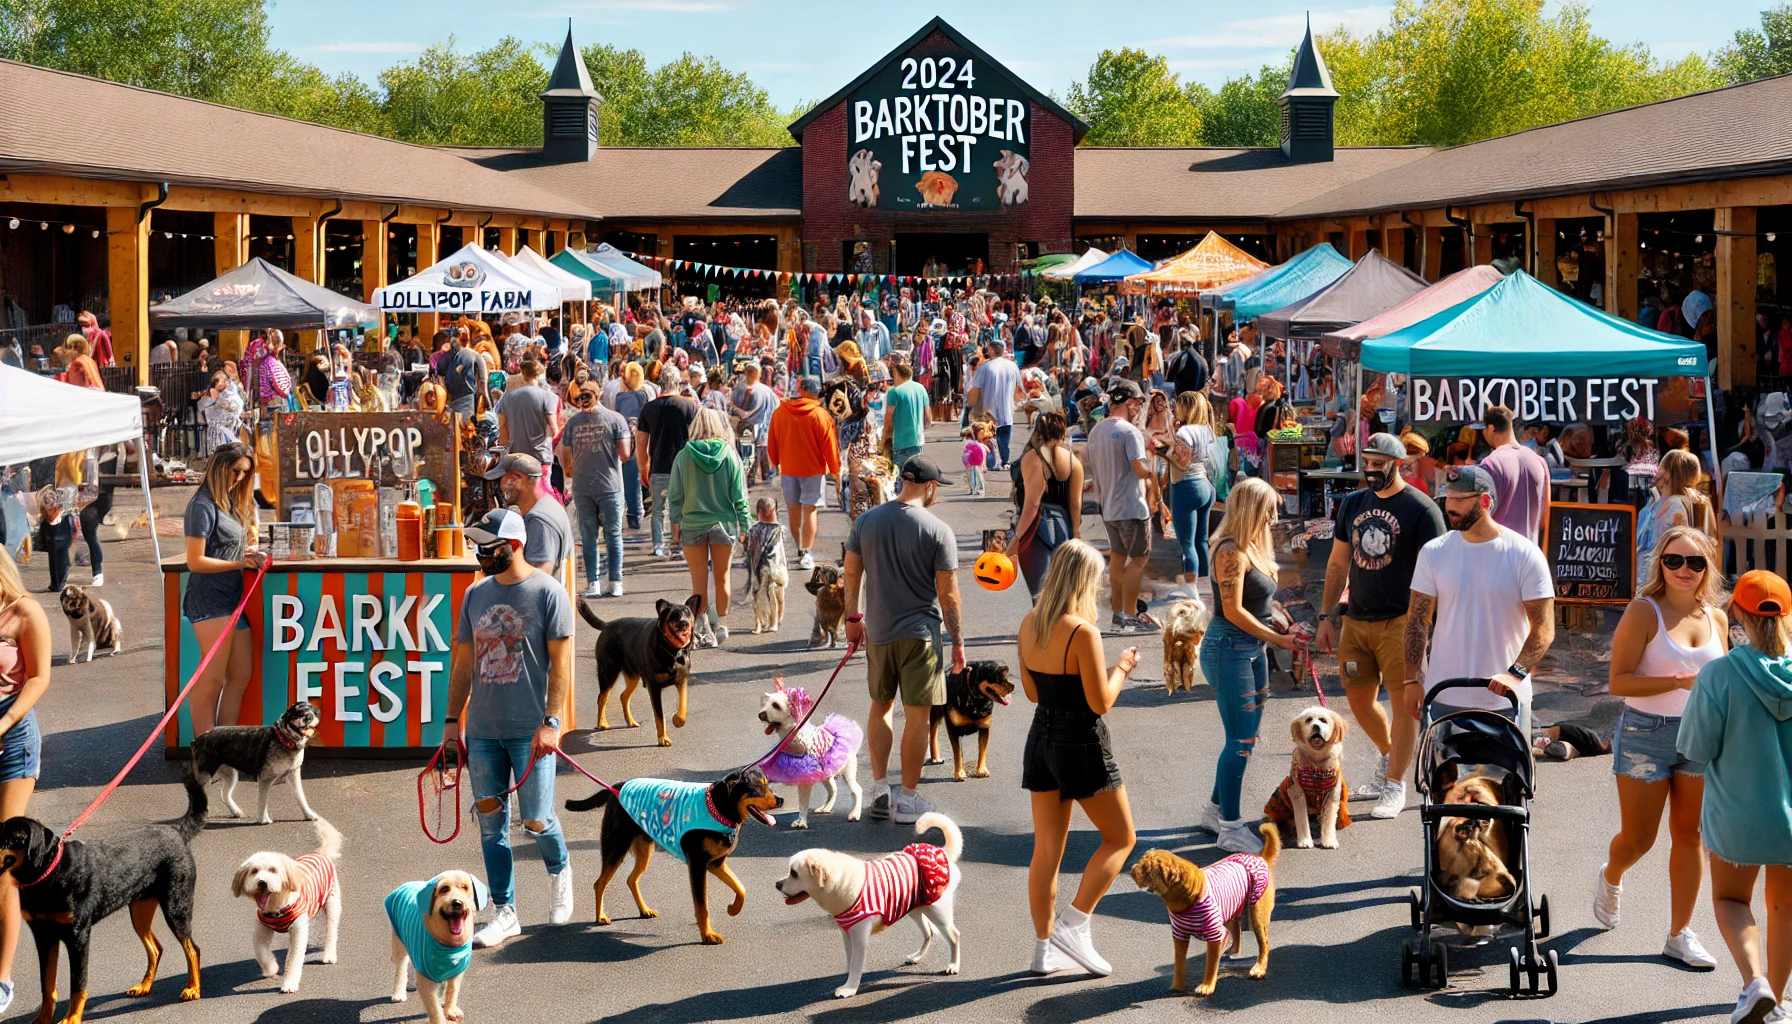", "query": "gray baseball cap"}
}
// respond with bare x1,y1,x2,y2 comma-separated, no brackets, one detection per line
483,452,543,480
1362,432,1407,460
1443,464,1497,498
